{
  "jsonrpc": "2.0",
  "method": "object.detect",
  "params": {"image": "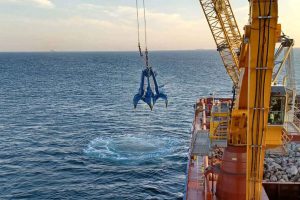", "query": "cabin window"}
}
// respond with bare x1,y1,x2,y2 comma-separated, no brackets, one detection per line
268,96,285,125
286,89,294,112
220,103,229,112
